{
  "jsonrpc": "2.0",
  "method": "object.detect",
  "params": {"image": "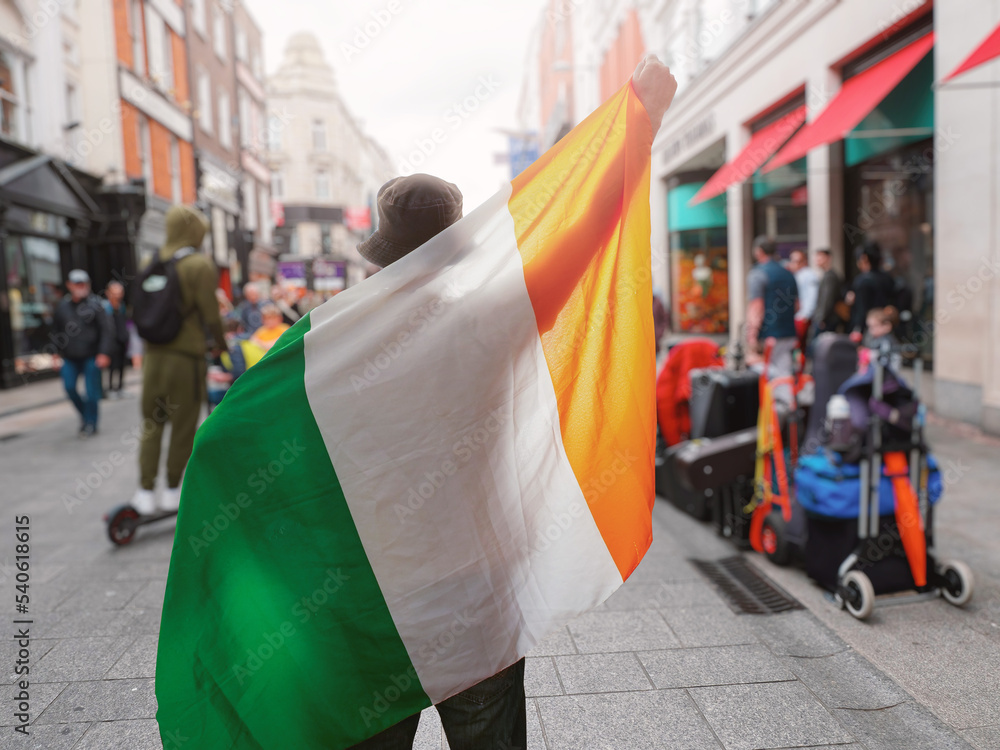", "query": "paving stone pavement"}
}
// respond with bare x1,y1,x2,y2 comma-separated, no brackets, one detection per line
0,384,994,749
